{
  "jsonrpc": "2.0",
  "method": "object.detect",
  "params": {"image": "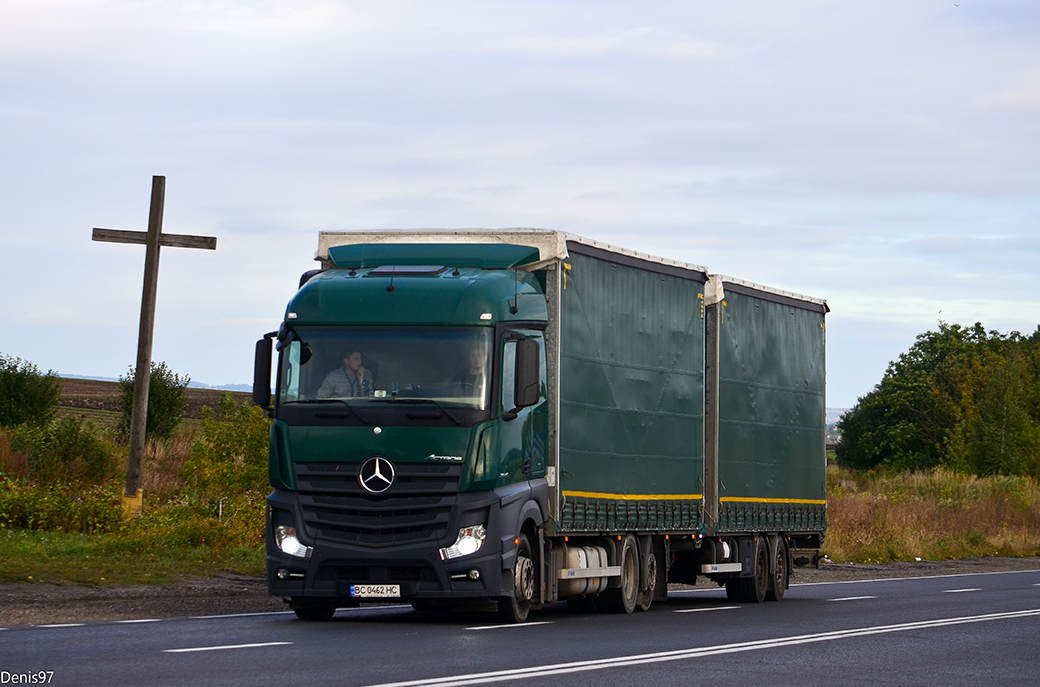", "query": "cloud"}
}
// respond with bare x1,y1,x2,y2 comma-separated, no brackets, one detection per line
3,1,1040,405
